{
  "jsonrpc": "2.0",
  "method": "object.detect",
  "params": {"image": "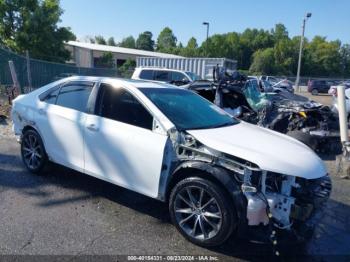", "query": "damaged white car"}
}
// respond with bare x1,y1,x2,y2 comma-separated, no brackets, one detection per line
12,76,331,247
